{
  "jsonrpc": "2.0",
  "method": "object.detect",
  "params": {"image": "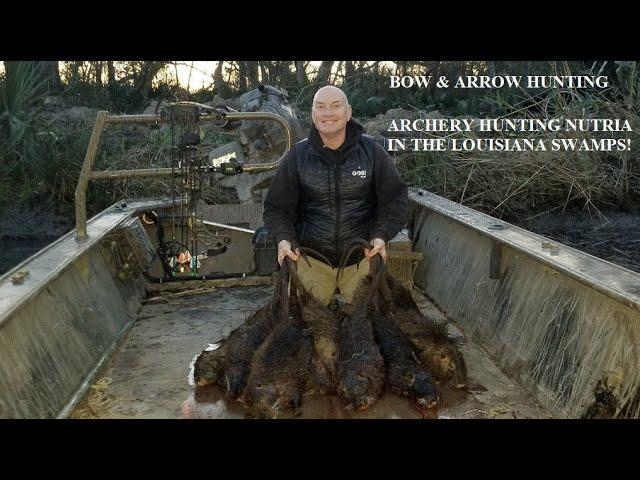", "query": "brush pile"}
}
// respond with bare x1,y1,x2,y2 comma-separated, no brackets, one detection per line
193,239,467,418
